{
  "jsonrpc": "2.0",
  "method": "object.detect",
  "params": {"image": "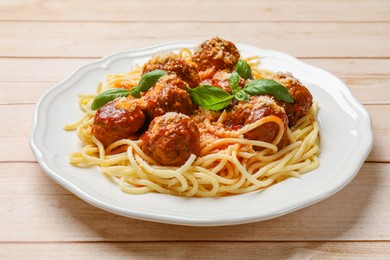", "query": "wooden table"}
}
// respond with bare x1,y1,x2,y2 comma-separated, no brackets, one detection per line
1,0,389,258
